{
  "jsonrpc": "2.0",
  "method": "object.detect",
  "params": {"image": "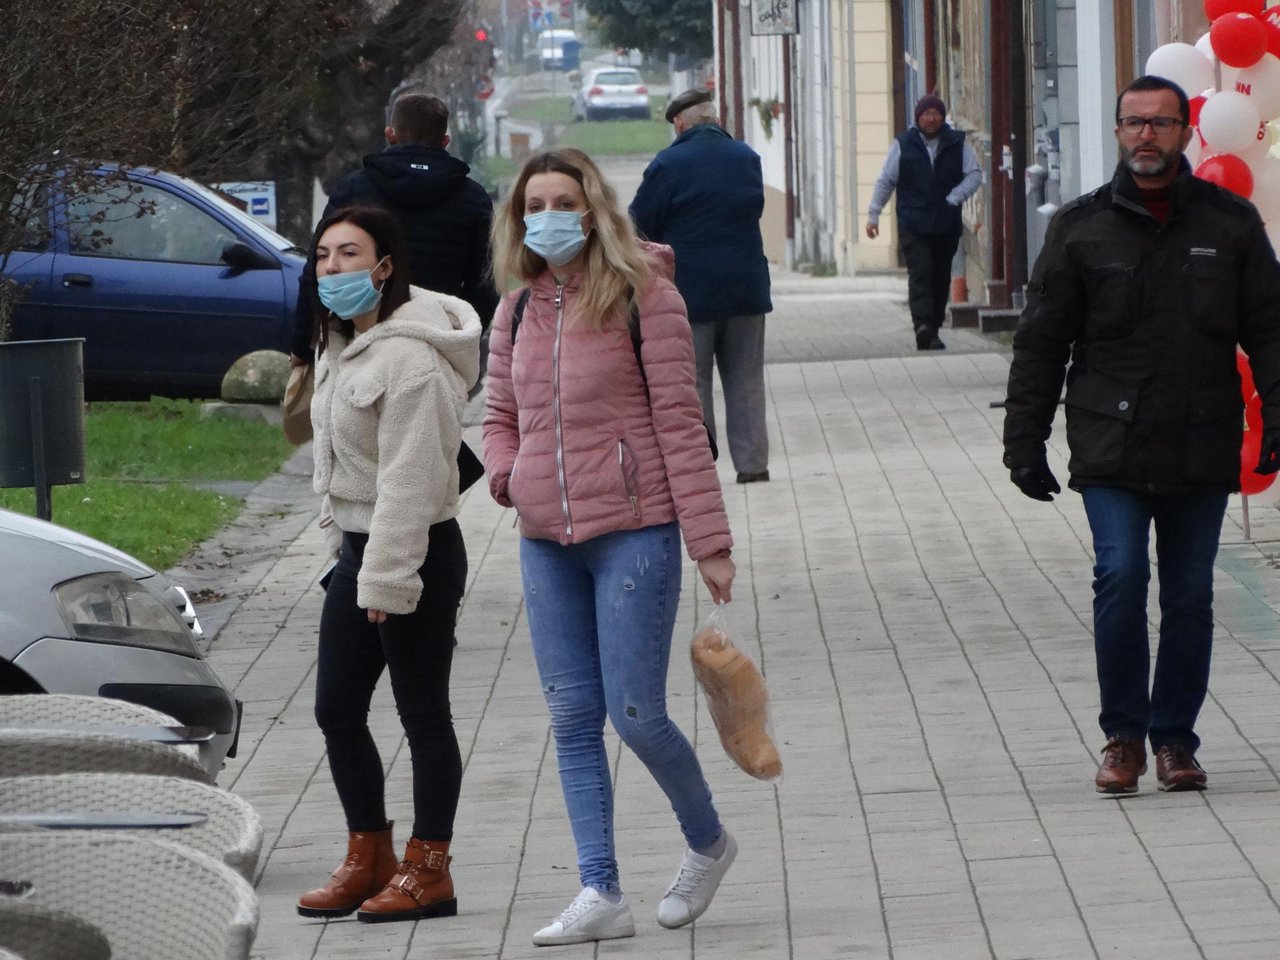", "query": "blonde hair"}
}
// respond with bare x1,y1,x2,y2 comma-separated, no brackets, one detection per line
491,148,653,330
